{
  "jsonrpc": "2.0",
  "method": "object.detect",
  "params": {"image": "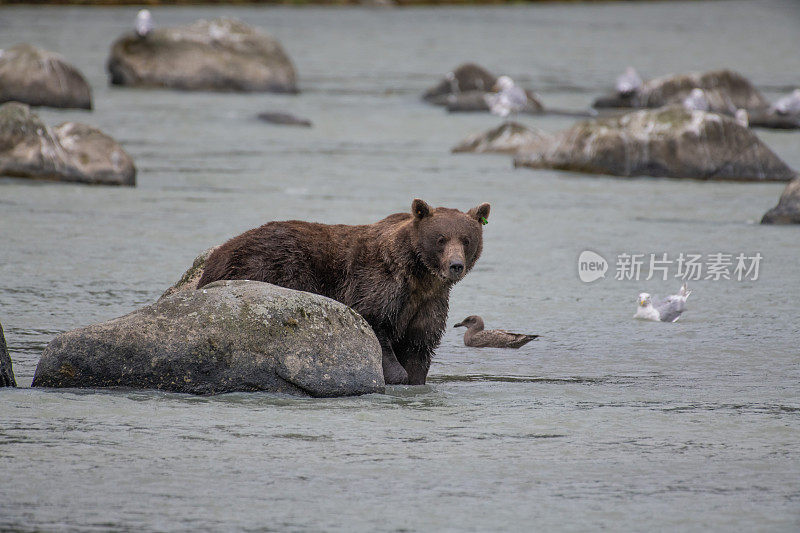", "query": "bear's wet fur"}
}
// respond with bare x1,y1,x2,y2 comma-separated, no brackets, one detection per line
197,199,490,385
